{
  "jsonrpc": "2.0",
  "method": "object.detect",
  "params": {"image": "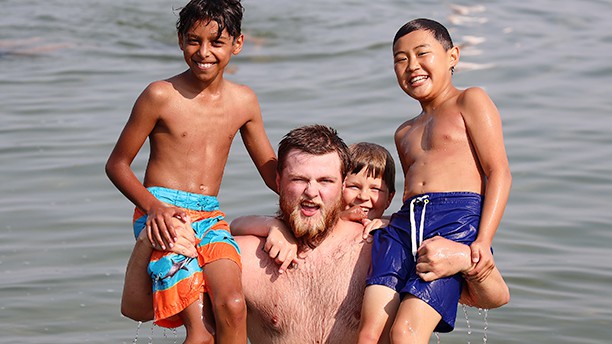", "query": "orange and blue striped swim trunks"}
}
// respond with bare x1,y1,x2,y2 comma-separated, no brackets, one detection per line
132,186,242,328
